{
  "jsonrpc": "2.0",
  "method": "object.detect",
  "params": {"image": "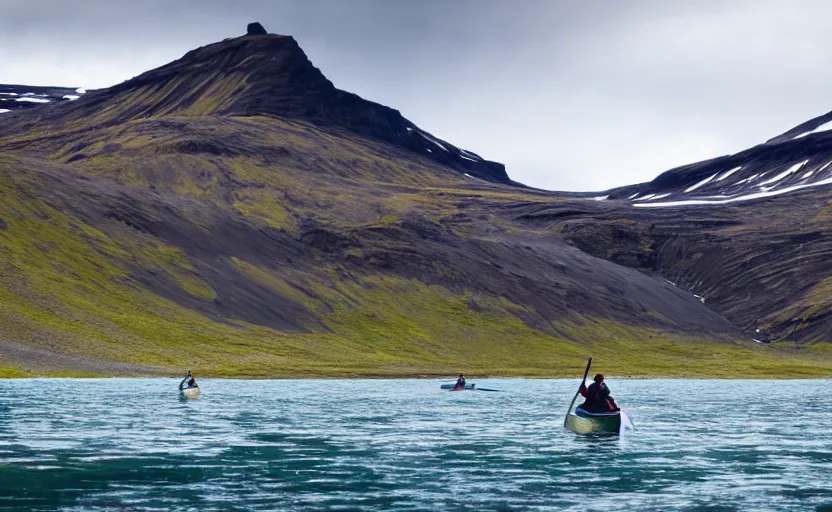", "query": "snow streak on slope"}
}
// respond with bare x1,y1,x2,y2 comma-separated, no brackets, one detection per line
757,160,807,187
635,172,832,207
792,120,832,139
684,173,718,193
716,166,743,181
